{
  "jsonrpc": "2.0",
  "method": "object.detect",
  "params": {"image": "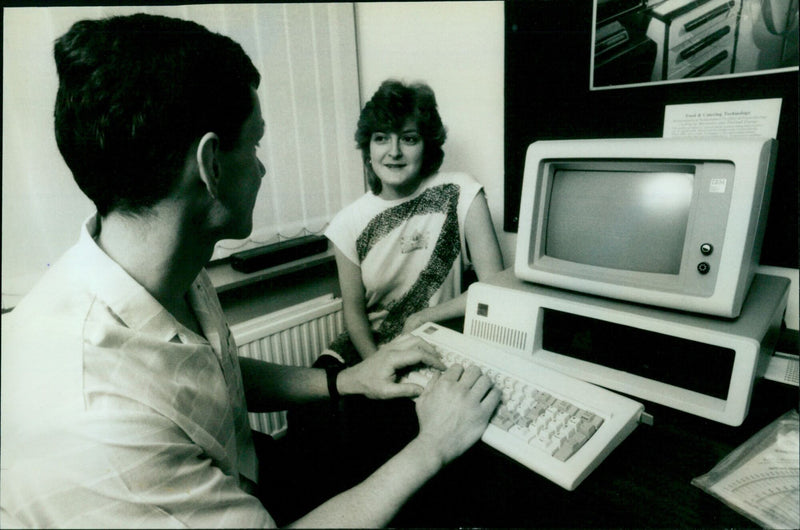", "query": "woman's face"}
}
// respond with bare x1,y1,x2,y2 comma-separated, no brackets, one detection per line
369,118,425,199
